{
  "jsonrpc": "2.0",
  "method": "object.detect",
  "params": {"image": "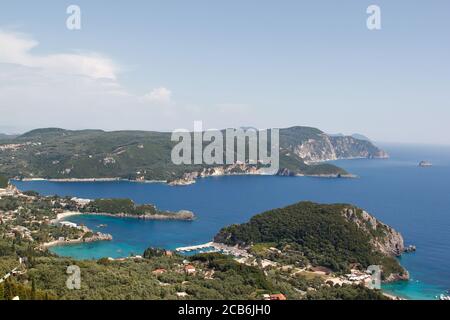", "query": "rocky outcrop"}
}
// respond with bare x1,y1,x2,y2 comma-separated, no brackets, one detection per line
83,232,113,243
169,164,264,186
280,128,389,163
295,135,388,163
293,135,337,162
384,271,410,283
329,136,389,160
277,168,295,177
341,207,404,256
